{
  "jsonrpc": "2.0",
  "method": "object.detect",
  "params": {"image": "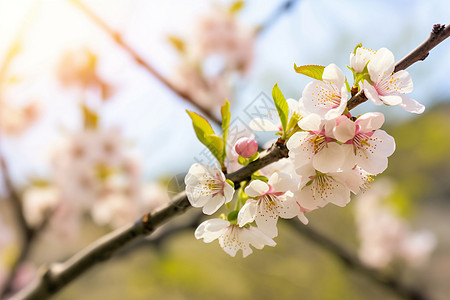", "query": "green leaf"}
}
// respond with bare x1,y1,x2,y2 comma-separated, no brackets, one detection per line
229,0,244,15
272,83,289,133
186,110,224,164
221,100,231,162
293,64,325,81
